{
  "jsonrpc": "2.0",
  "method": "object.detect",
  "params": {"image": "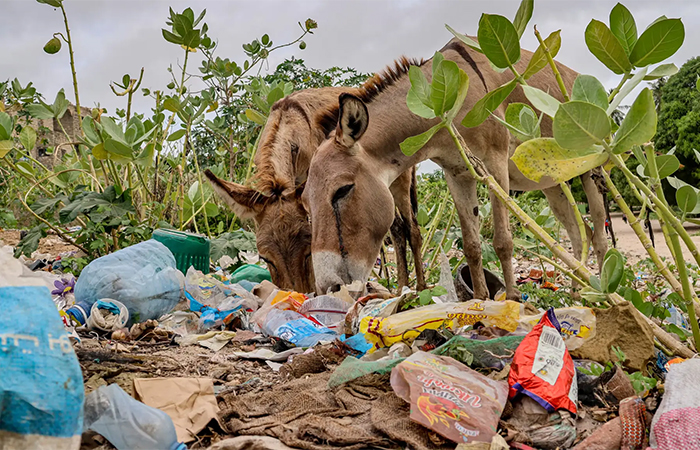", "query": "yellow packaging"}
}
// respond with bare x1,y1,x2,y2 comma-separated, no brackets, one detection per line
360,300,523,350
